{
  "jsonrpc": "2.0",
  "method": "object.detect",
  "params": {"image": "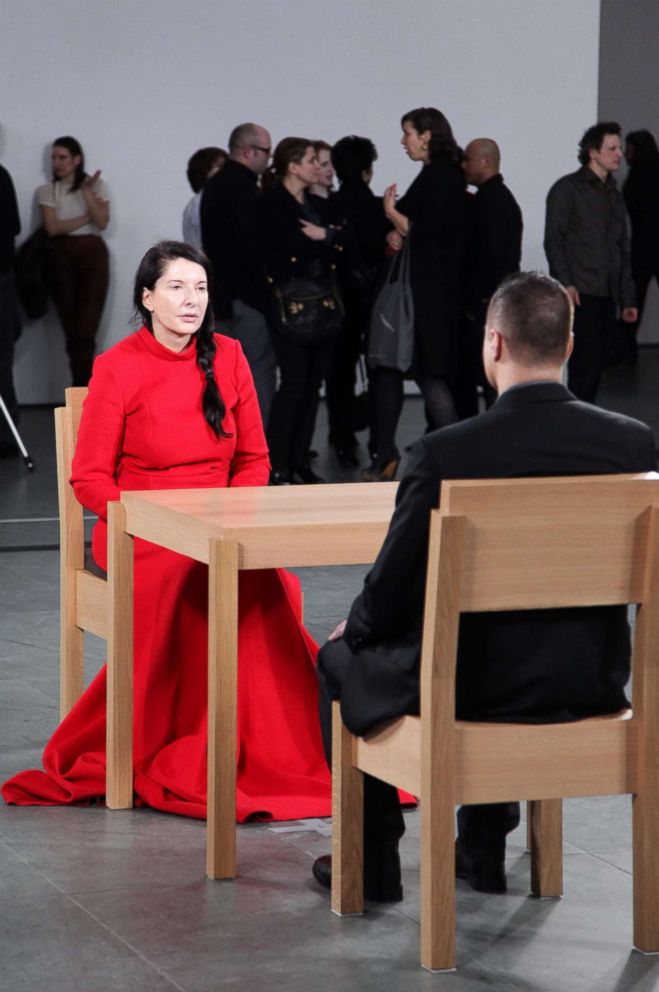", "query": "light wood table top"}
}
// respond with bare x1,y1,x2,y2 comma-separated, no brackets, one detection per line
120,482,398,567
